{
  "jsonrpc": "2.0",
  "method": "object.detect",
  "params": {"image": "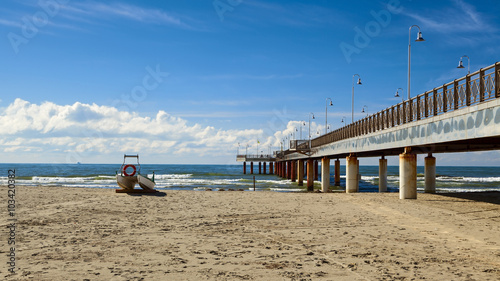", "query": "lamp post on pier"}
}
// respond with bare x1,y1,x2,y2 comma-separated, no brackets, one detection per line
352,74,362,123
308,112,315,148
325,98,333,134
395,88,404,102
408,25,425,100
457,55,470,75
